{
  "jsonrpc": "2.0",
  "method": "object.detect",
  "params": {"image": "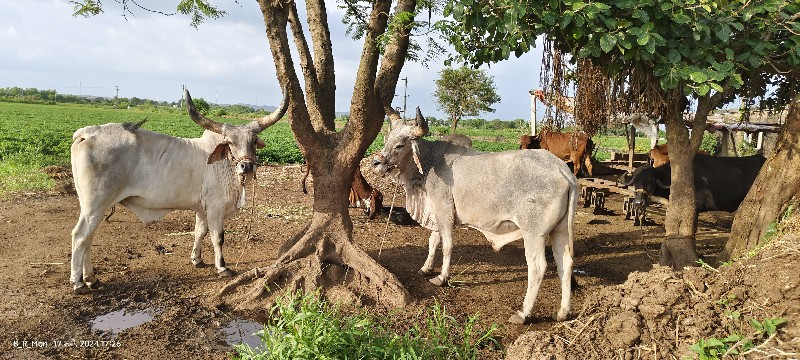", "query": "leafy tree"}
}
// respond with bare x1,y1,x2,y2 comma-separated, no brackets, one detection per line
71,0,433,308
191,97,211,115
442,0,799,268
434,67,500,133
